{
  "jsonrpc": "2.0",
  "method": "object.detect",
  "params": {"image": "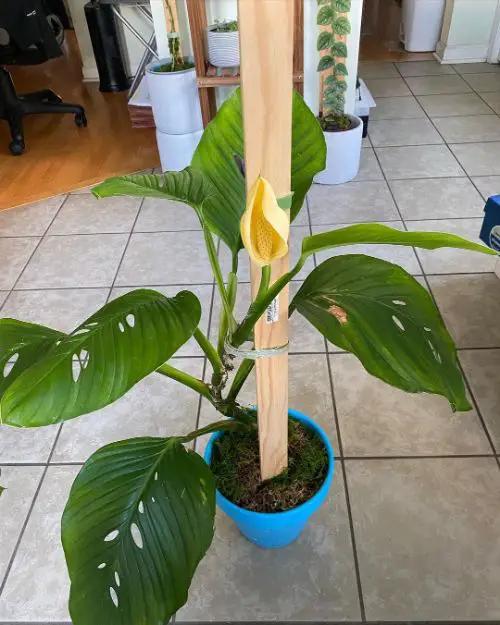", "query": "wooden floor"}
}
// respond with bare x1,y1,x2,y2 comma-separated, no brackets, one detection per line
359,34,434,62
0,32,159,211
